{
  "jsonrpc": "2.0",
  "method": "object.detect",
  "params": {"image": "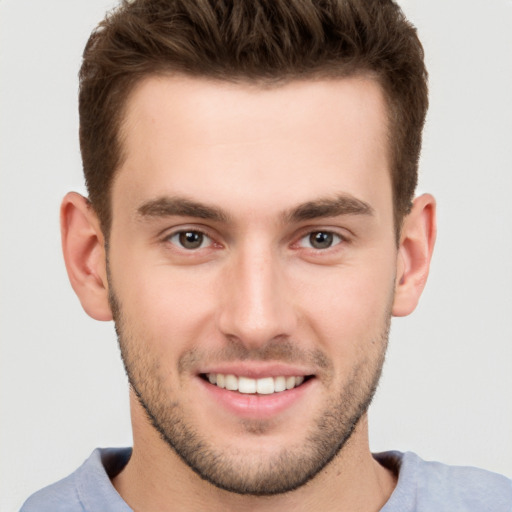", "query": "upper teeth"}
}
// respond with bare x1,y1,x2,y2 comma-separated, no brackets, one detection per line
207,374,305,394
